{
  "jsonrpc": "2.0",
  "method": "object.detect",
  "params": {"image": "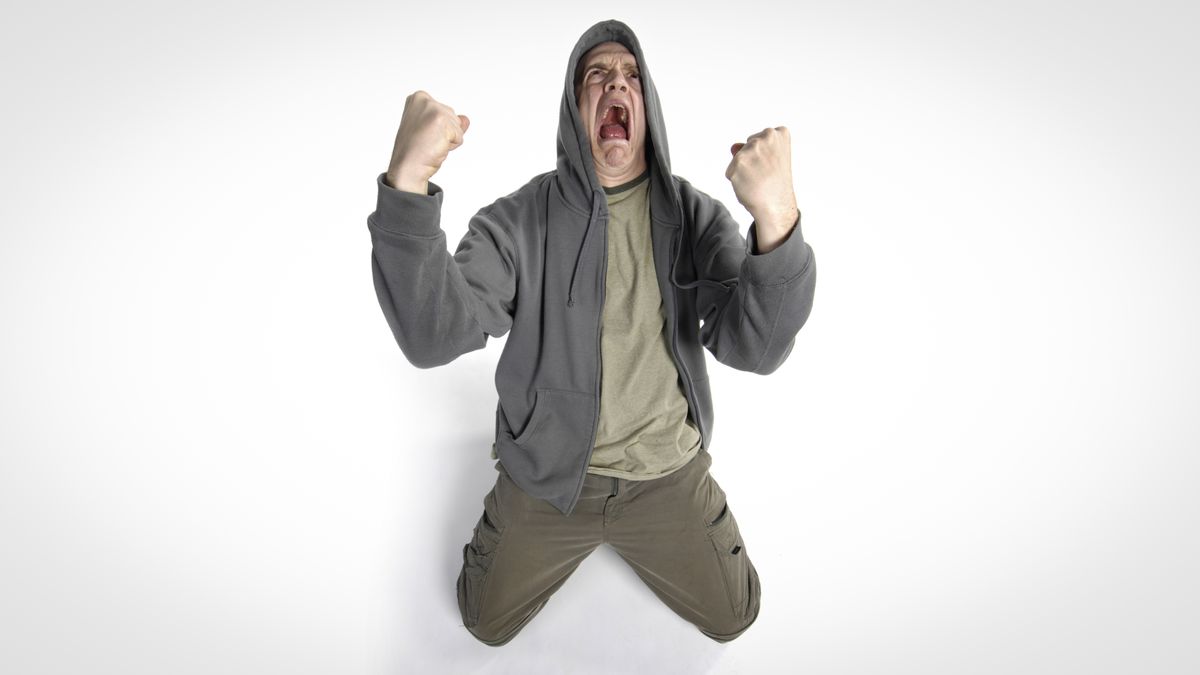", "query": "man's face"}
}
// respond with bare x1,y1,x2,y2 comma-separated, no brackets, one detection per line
575,42,648,187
